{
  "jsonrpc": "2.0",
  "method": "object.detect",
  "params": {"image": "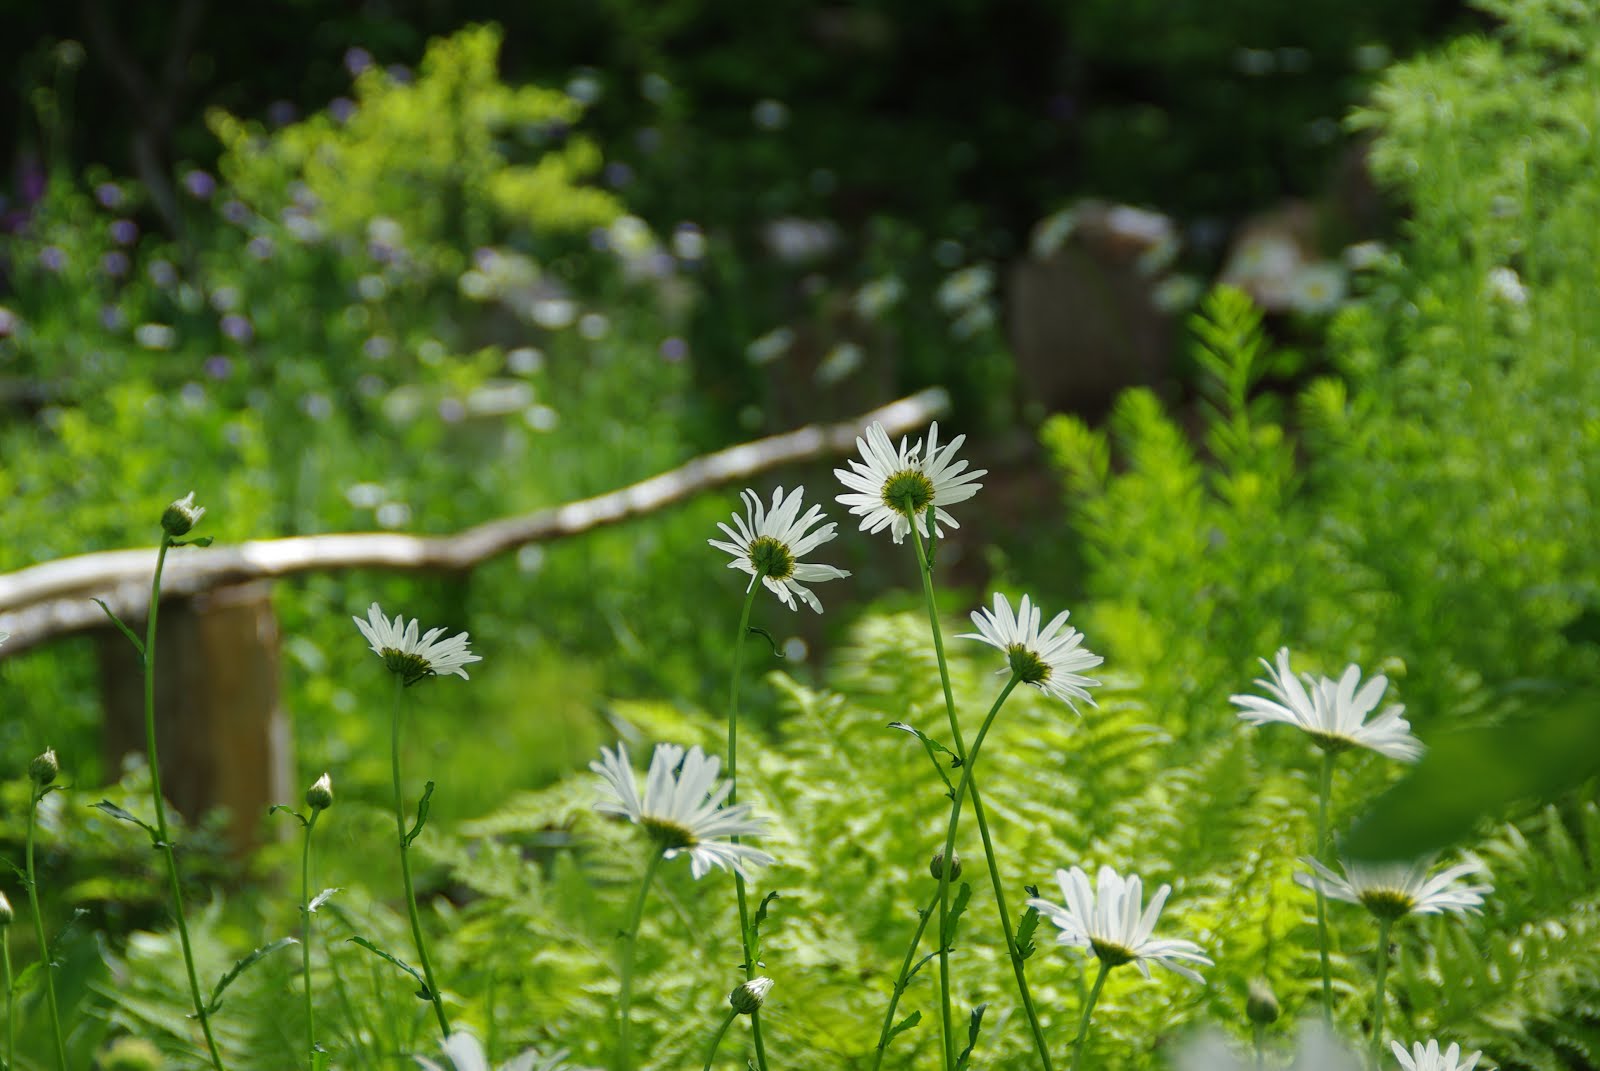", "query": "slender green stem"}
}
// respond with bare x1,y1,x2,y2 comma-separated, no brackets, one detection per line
910,519,1054,1071
1369,918,1393,1071
1252,1023,1266,1071
301,808,321,1068
702,1007,739,1071
143,538,228,1070
4,920,15,1071
724,578,772,1071
24,790,67,1071
390,677,451,1040
1314,749,1335,1025
872,891,941,1071
908,518,967,1071
1068,960,1111,1071
618,851,663,1071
